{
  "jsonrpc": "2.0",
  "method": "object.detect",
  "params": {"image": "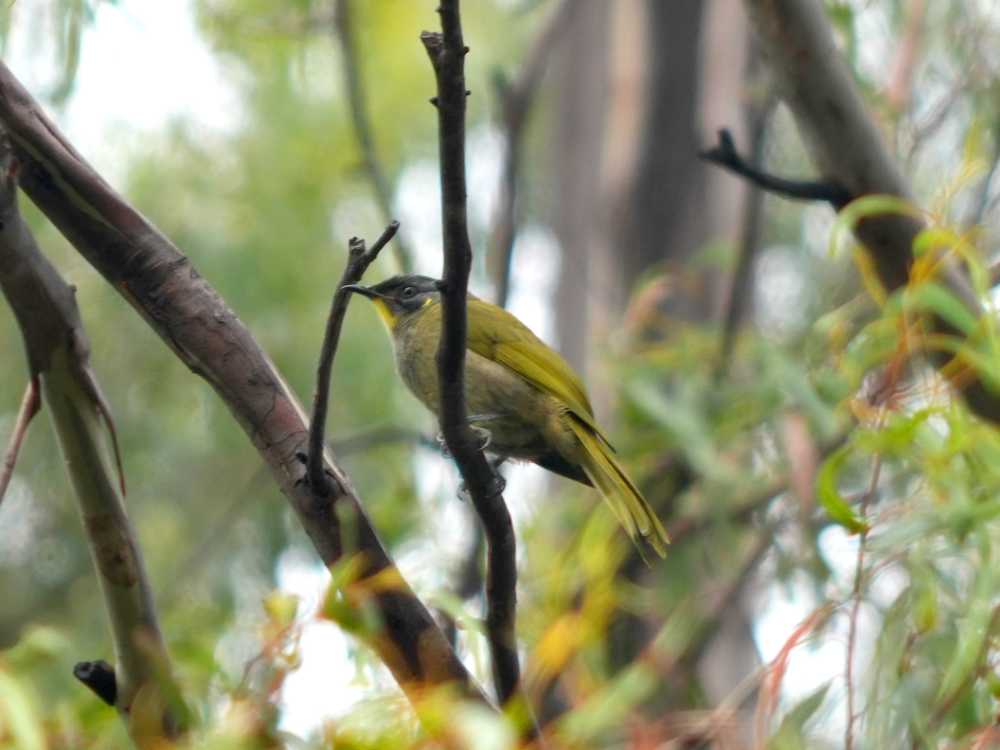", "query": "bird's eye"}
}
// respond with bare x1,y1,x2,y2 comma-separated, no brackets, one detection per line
401,286,417,299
